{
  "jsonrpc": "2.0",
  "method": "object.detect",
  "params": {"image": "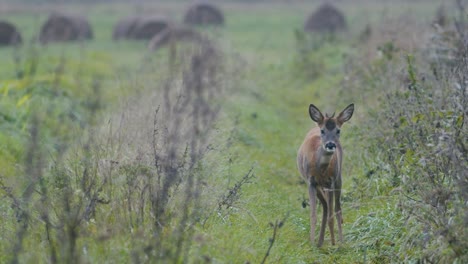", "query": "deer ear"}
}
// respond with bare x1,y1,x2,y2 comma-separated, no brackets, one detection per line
309,104,324,124
337,103,354,125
